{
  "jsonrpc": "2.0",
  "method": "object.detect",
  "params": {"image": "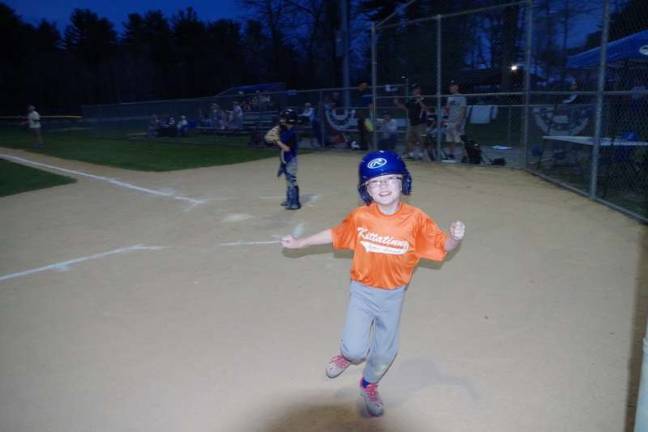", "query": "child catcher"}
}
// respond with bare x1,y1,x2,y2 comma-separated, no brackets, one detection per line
265,109,301,210
281,150,465,417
